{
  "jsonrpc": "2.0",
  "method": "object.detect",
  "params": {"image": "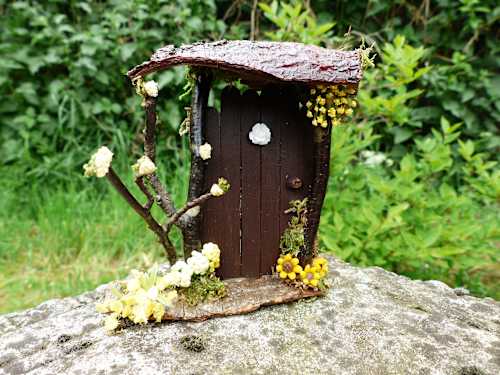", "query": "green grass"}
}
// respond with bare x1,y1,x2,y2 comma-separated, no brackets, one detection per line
0,160,190,313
